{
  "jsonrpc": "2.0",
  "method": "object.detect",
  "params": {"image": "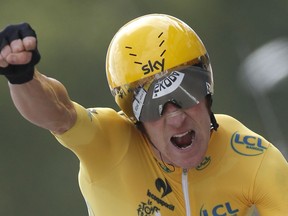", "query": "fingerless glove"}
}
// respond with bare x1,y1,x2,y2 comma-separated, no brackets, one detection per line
0,23,41,84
